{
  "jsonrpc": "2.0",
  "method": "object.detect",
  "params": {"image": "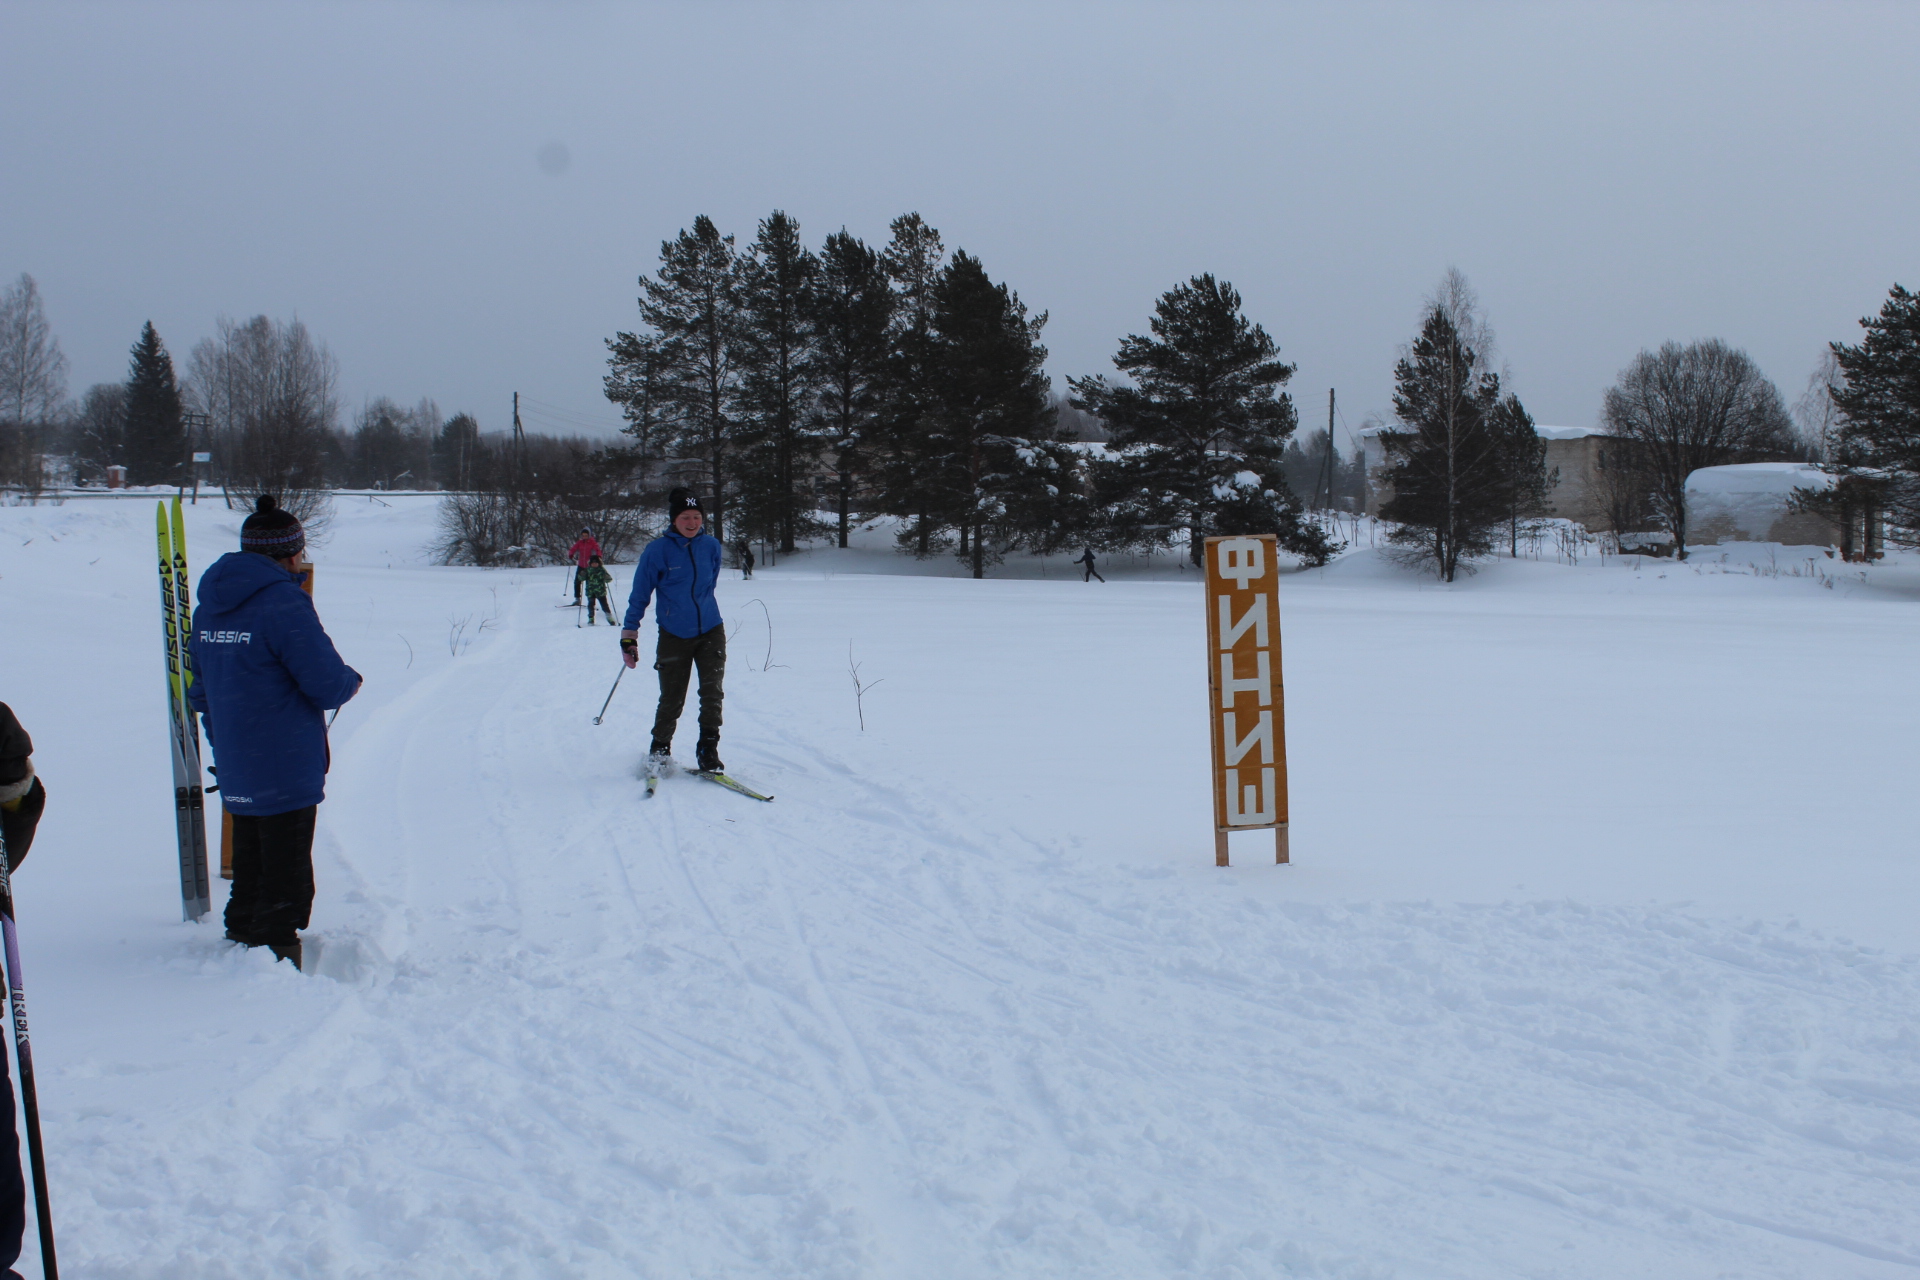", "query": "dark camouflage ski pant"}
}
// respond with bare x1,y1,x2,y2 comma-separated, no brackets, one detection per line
651,625,725,753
